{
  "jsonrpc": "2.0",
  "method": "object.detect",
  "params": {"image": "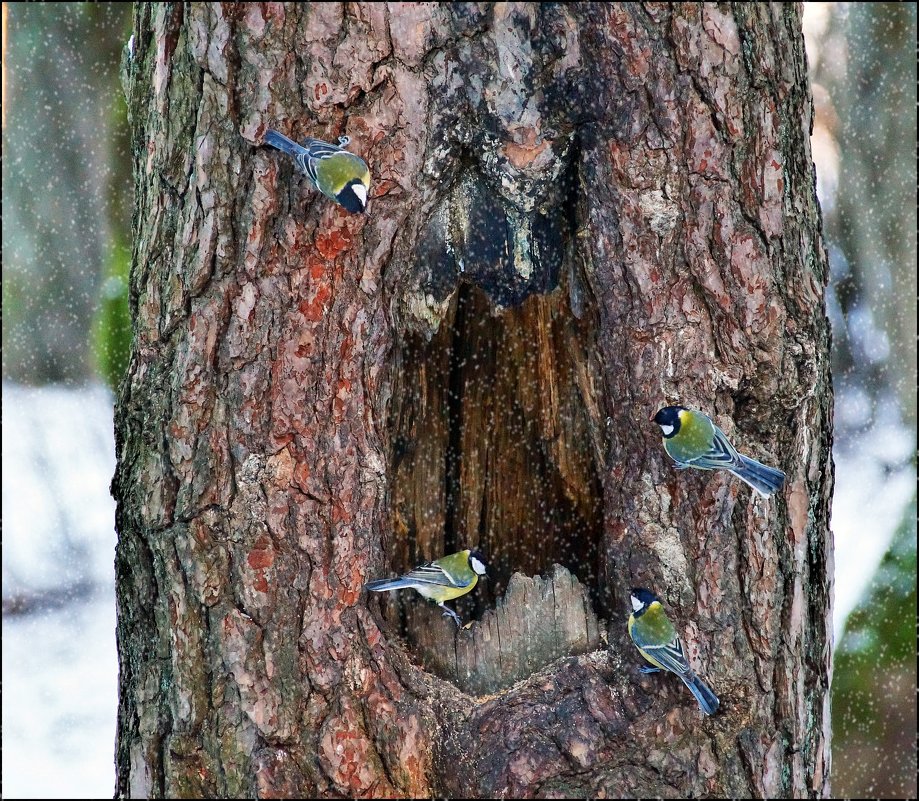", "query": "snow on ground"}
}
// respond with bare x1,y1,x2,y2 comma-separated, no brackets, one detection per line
2,382,119,799
2,382,117,601
2,590,118,799
0,381,913,797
